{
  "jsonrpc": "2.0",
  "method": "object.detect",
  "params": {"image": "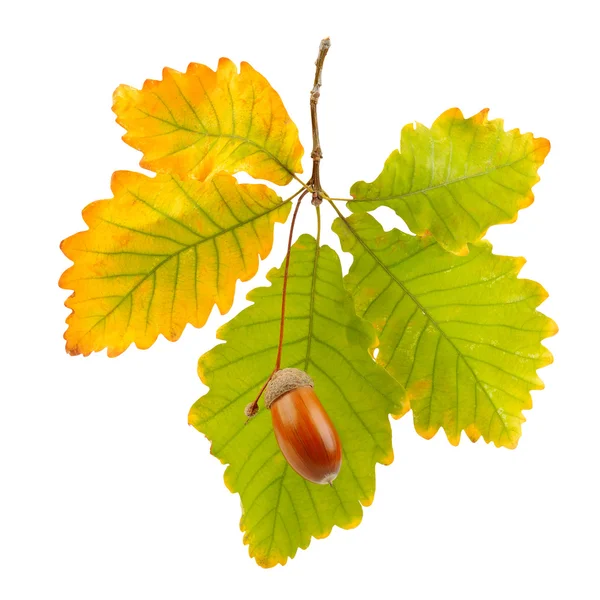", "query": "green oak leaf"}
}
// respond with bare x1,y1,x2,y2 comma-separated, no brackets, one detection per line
333,212,557,449
349,108,550,255
188,234,405,568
